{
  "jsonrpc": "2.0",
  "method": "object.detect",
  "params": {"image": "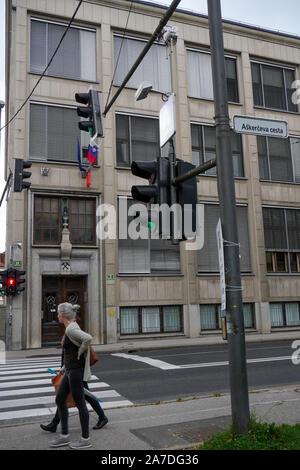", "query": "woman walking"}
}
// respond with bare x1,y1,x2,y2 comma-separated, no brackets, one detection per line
50,302,93,449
